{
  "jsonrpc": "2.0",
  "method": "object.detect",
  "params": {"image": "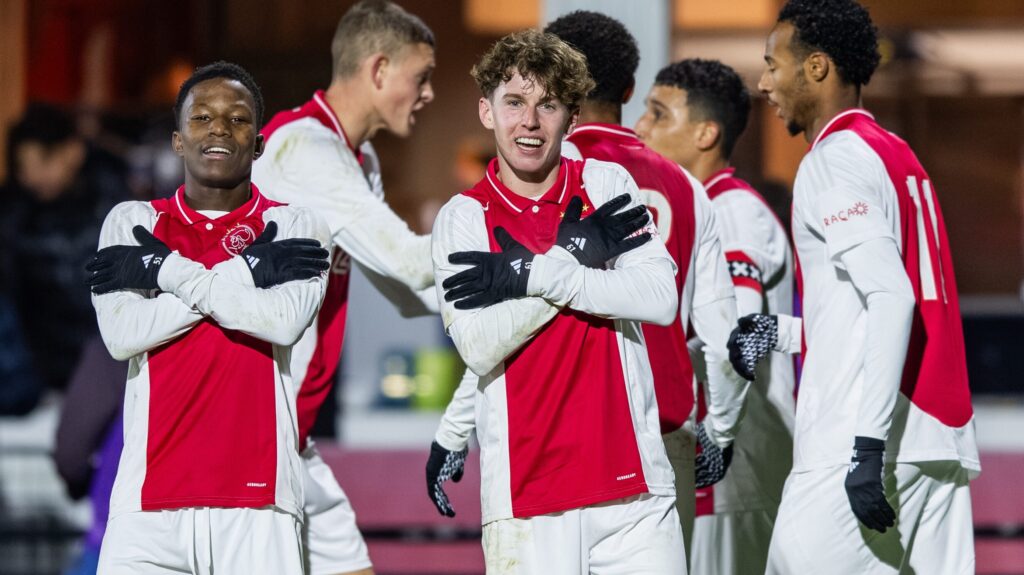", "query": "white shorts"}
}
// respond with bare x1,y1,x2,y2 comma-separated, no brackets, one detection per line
767,461,974,575
690,508,775,575
97,507,302,575
302,444,373,575
482,494,686,575
664,426,696,559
